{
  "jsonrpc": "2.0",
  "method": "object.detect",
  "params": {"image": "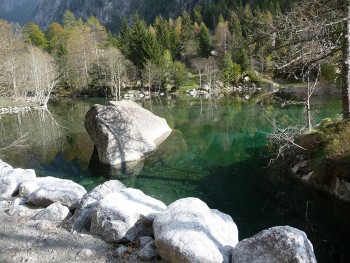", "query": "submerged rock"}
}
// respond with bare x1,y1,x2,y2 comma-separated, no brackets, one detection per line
68,180,126,231
153,197,238,263
19,176,86,209
84,100,172,166
90,188,167,243
231,226,317,263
